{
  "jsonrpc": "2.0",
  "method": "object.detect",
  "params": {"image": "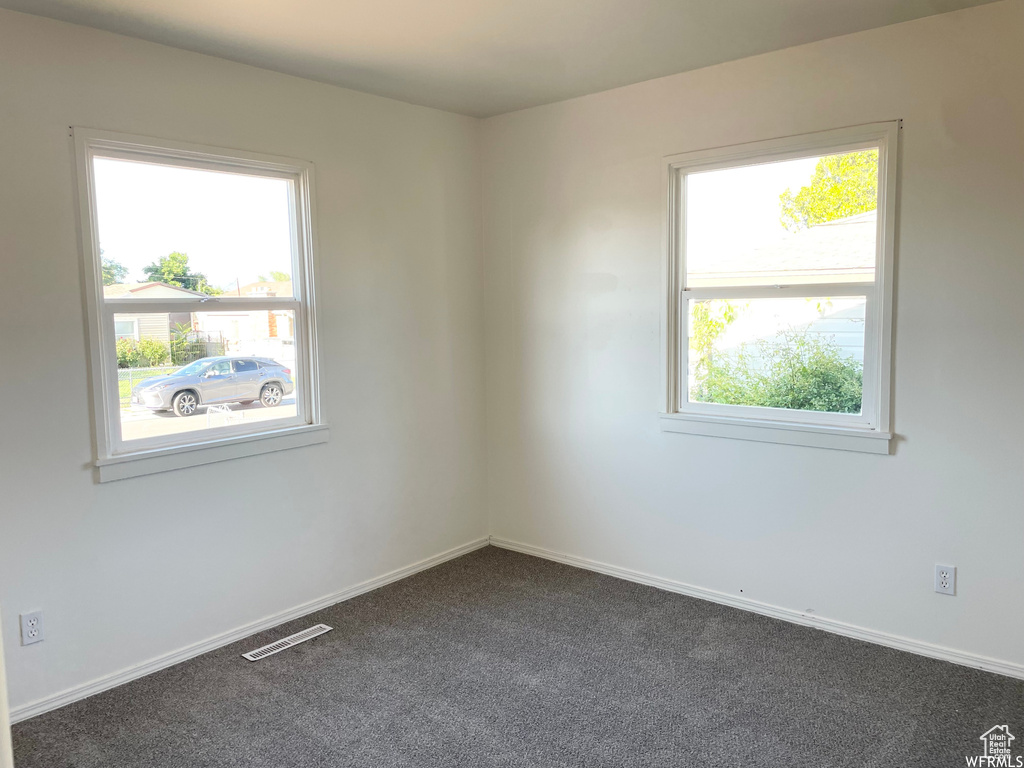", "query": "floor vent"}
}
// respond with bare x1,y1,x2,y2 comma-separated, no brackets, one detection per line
242,624,333,661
